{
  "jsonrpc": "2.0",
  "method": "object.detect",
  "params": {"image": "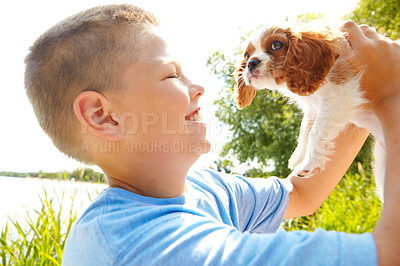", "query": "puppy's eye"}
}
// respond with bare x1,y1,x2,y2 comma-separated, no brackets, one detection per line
270,41,283,51
244,53,250,61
